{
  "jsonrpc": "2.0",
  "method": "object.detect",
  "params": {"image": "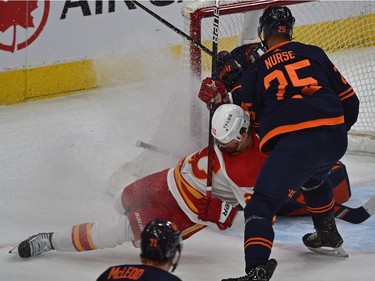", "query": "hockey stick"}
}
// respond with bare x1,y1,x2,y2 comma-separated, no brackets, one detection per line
333,194,375,224
129,0,214,57
206,0,220,199
136,140,183,158
135,143,375,223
